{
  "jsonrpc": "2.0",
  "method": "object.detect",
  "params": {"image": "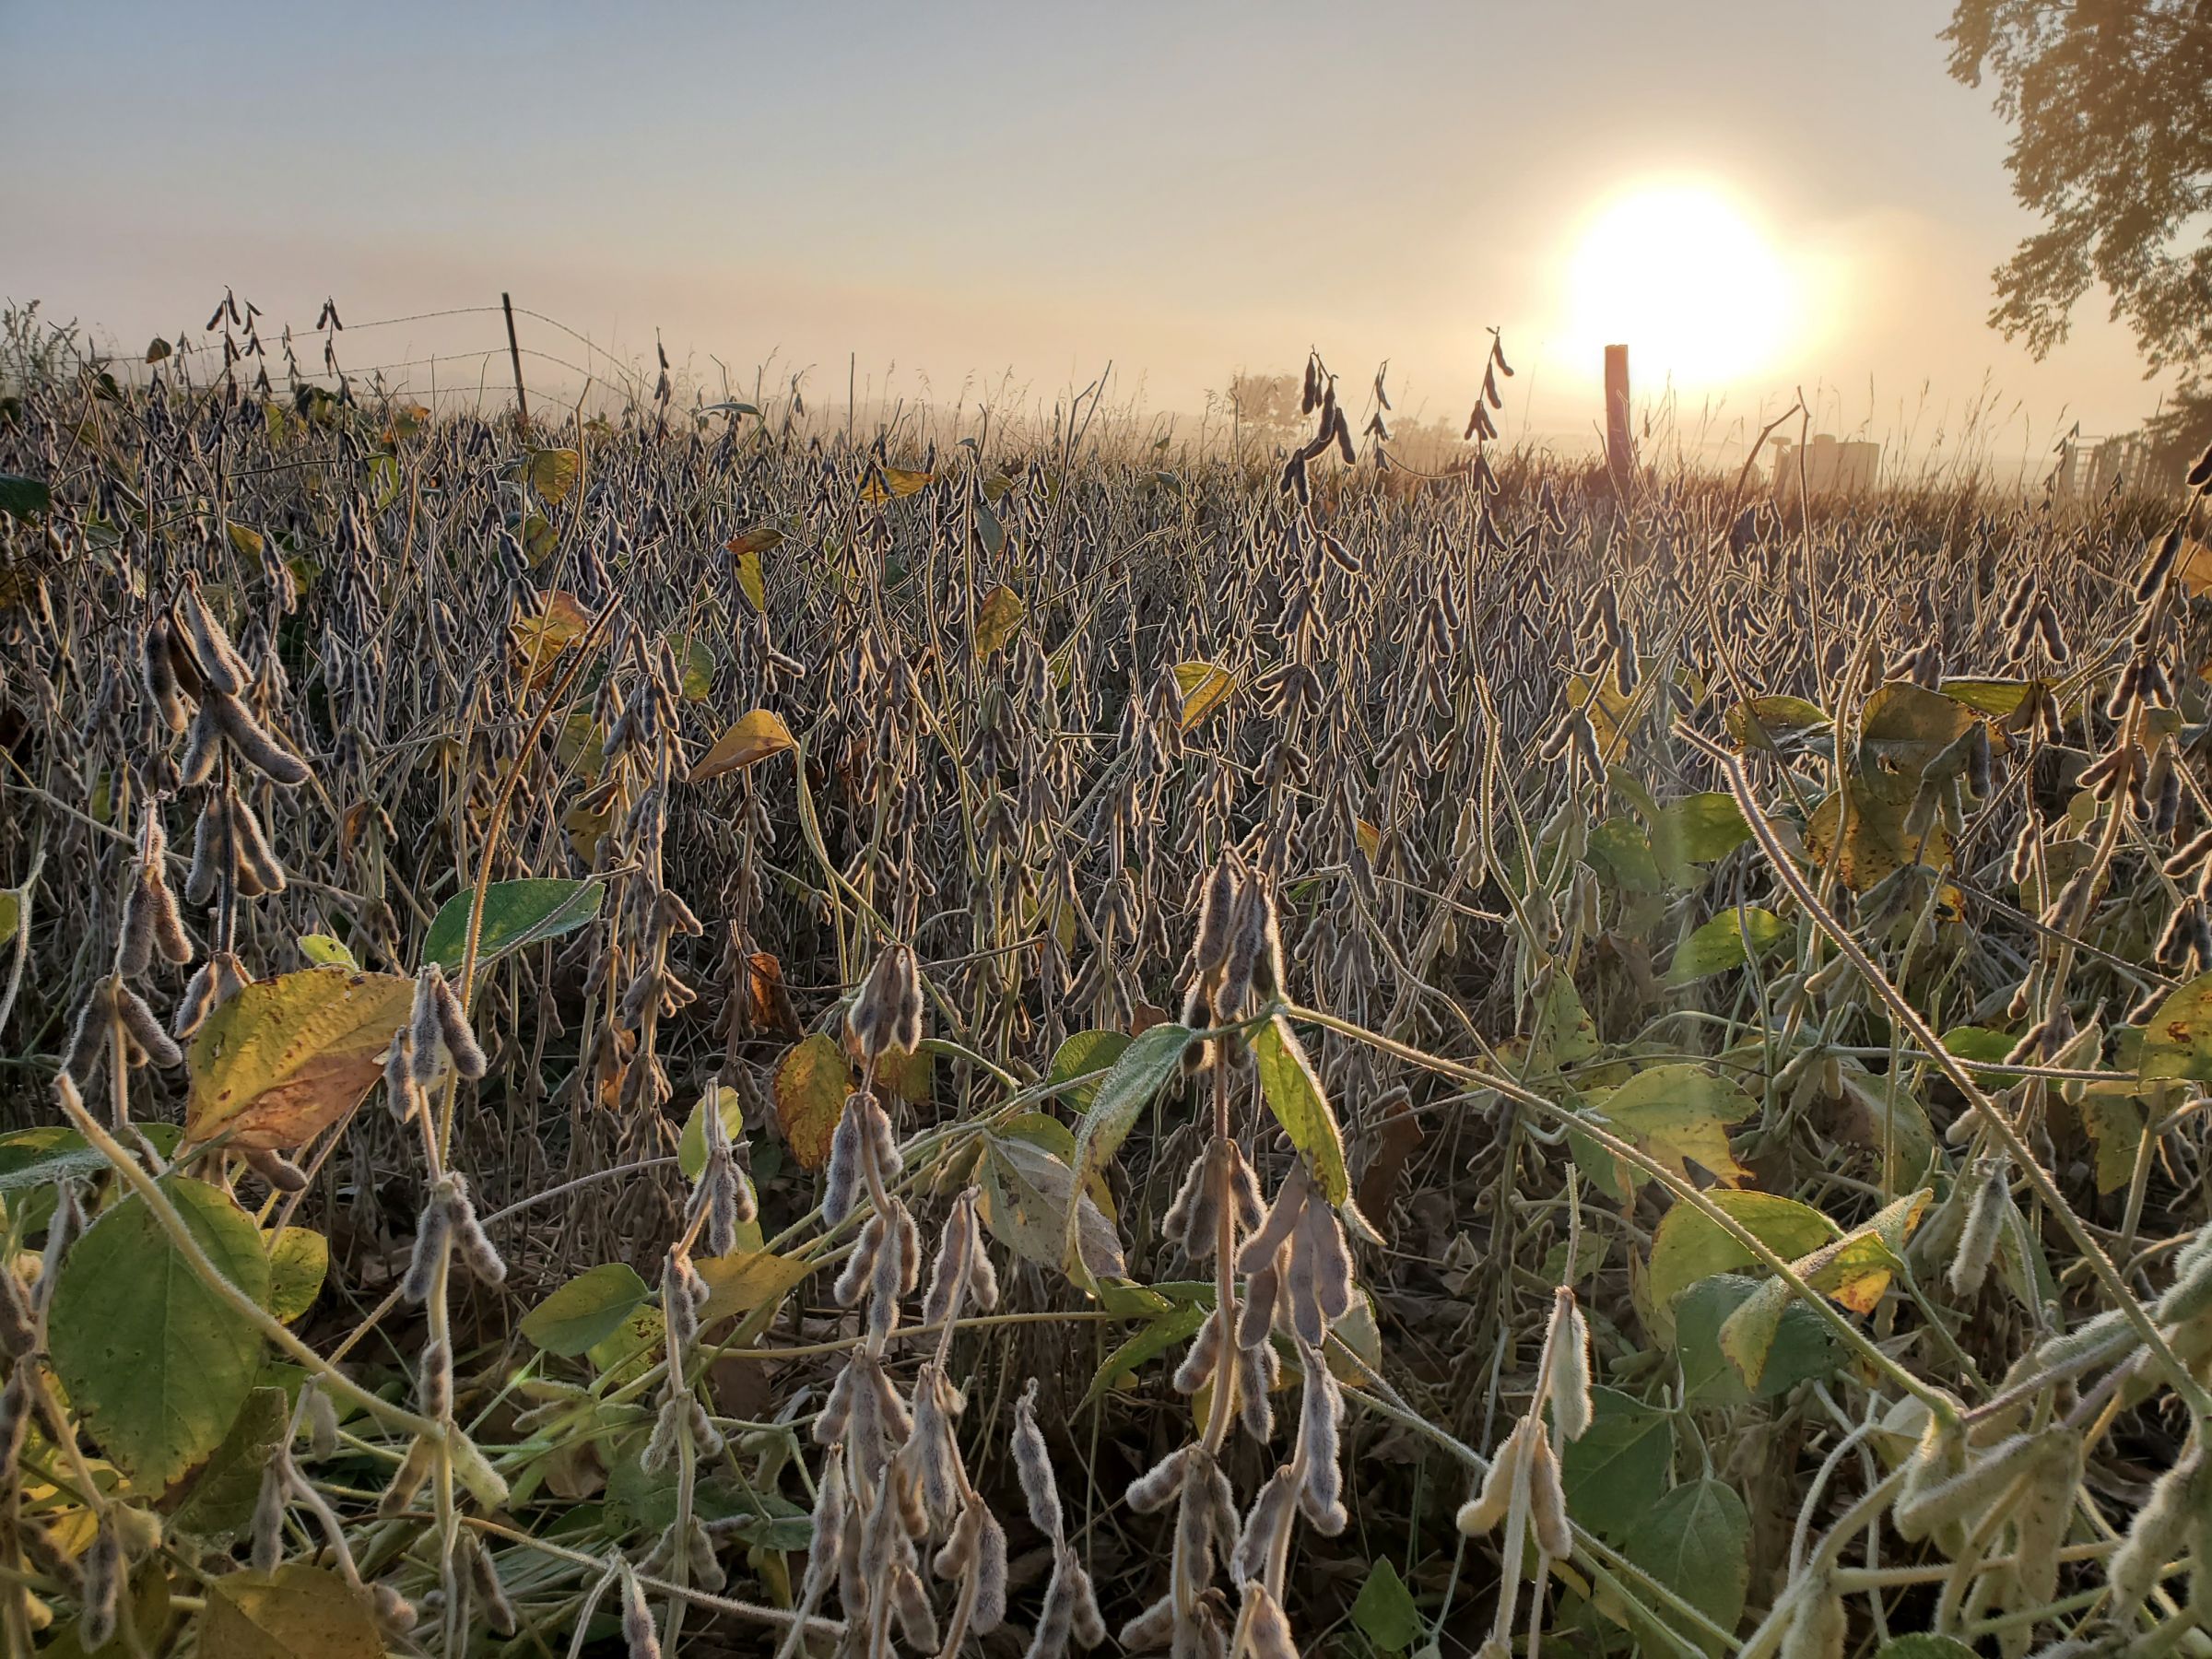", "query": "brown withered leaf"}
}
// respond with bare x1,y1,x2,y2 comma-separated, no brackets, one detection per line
746,950,803,1039
1355,1088,1424,1230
